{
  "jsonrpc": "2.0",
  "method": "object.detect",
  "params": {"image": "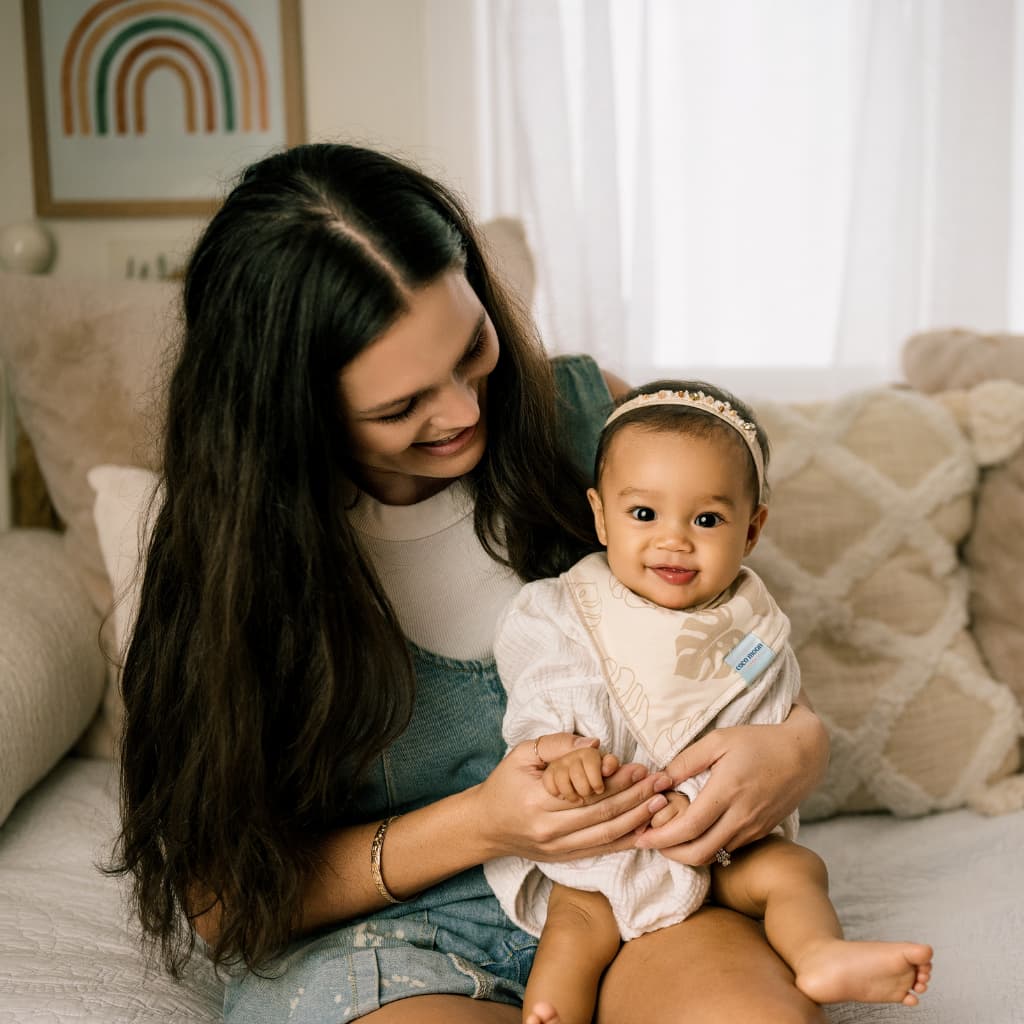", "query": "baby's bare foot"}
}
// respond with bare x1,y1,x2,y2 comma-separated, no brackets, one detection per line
524,1001,561,1024
794,939,933,1006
